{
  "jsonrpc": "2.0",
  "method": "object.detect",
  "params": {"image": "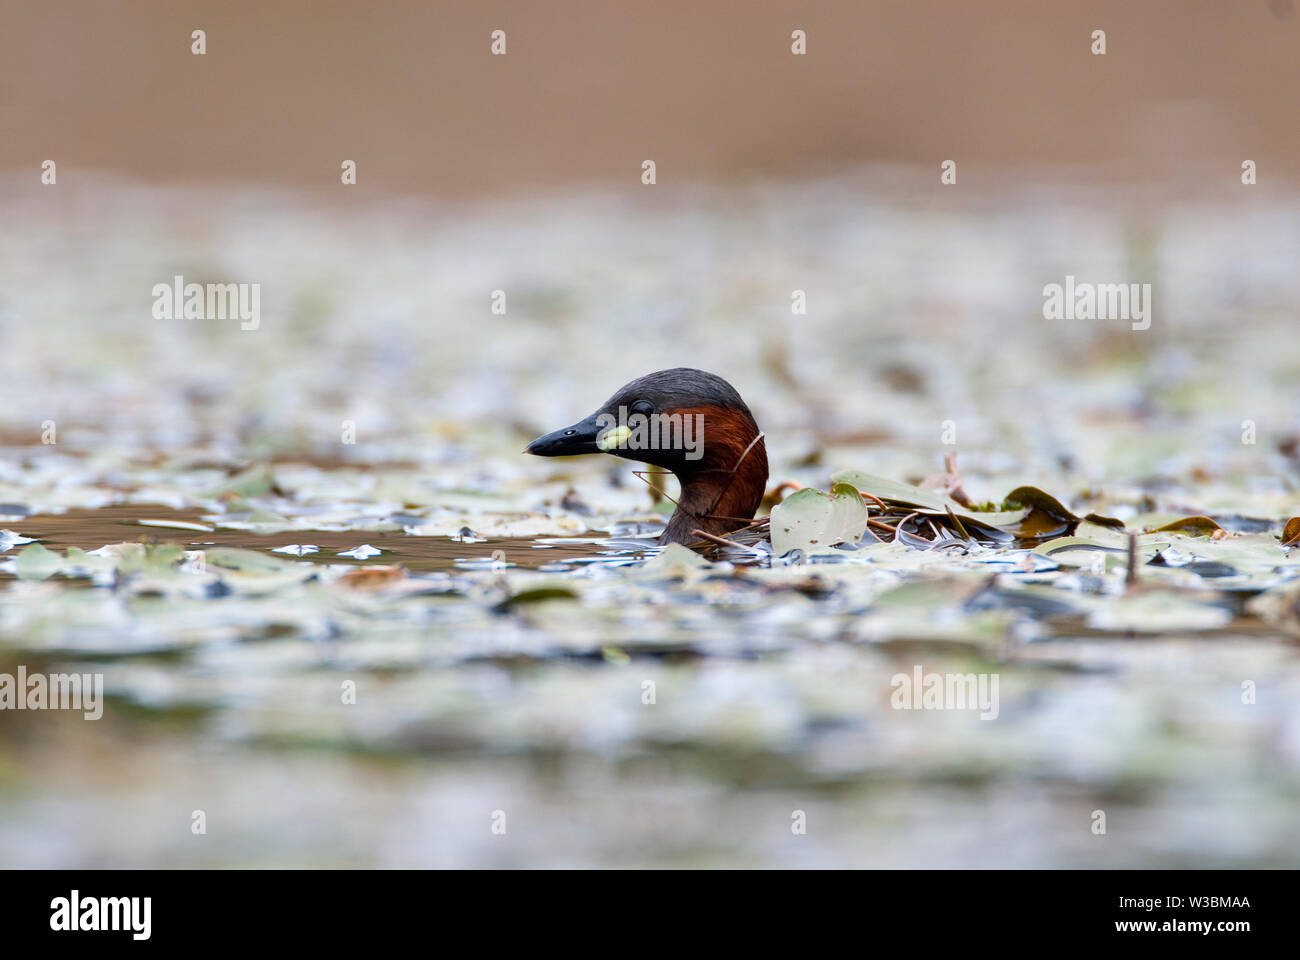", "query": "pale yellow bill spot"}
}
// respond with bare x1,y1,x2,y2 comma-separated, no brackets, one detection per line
597,424,632,450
